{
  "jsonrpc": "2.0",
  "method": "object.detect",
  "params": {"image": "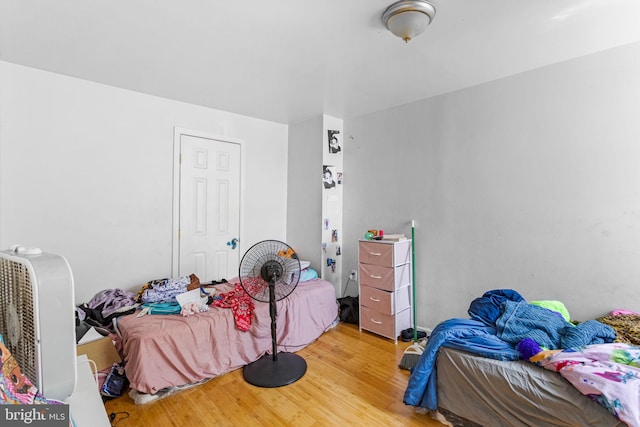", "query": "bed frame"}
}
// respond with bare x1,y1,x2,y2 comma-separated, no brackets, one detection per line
435,347,624,427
